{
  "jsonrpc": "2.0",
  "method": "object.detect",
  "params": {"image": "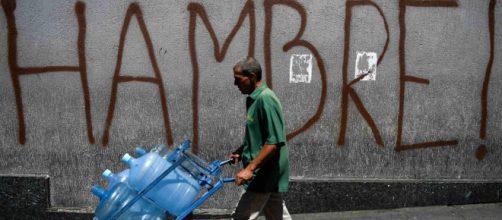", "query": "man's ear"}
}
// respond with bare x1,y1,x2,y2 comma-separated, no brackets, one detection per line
248,72,257,82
